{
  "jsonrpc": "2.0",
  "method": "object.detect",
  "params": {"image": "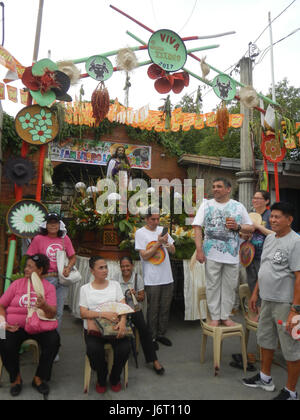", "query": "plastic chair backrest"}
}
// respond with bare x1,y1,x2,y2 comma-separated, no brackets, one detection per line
239,284,257,319
198,287,211,323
